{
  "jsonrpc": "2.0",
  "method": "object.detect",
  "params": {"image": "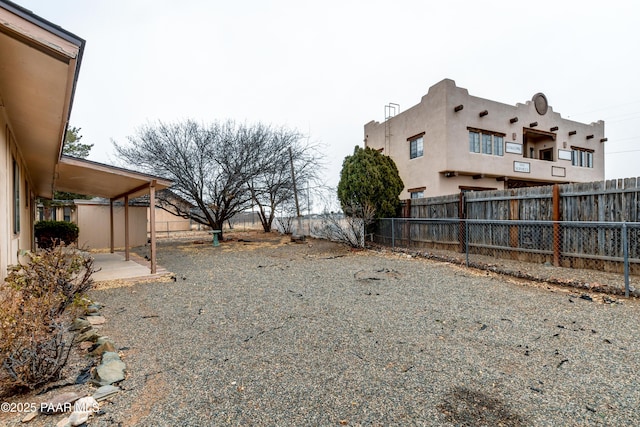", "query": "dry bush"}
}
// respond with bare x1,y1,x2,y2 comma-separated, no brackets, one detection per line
310,213,366,248
276,215,296,235
0,246,96,393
